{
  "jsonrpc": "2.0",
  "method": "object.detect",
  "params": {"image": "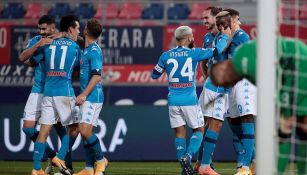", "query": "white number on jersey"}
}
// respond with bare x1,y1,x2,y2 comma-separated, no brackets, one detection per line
49,45,68,70
167,57,194,83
